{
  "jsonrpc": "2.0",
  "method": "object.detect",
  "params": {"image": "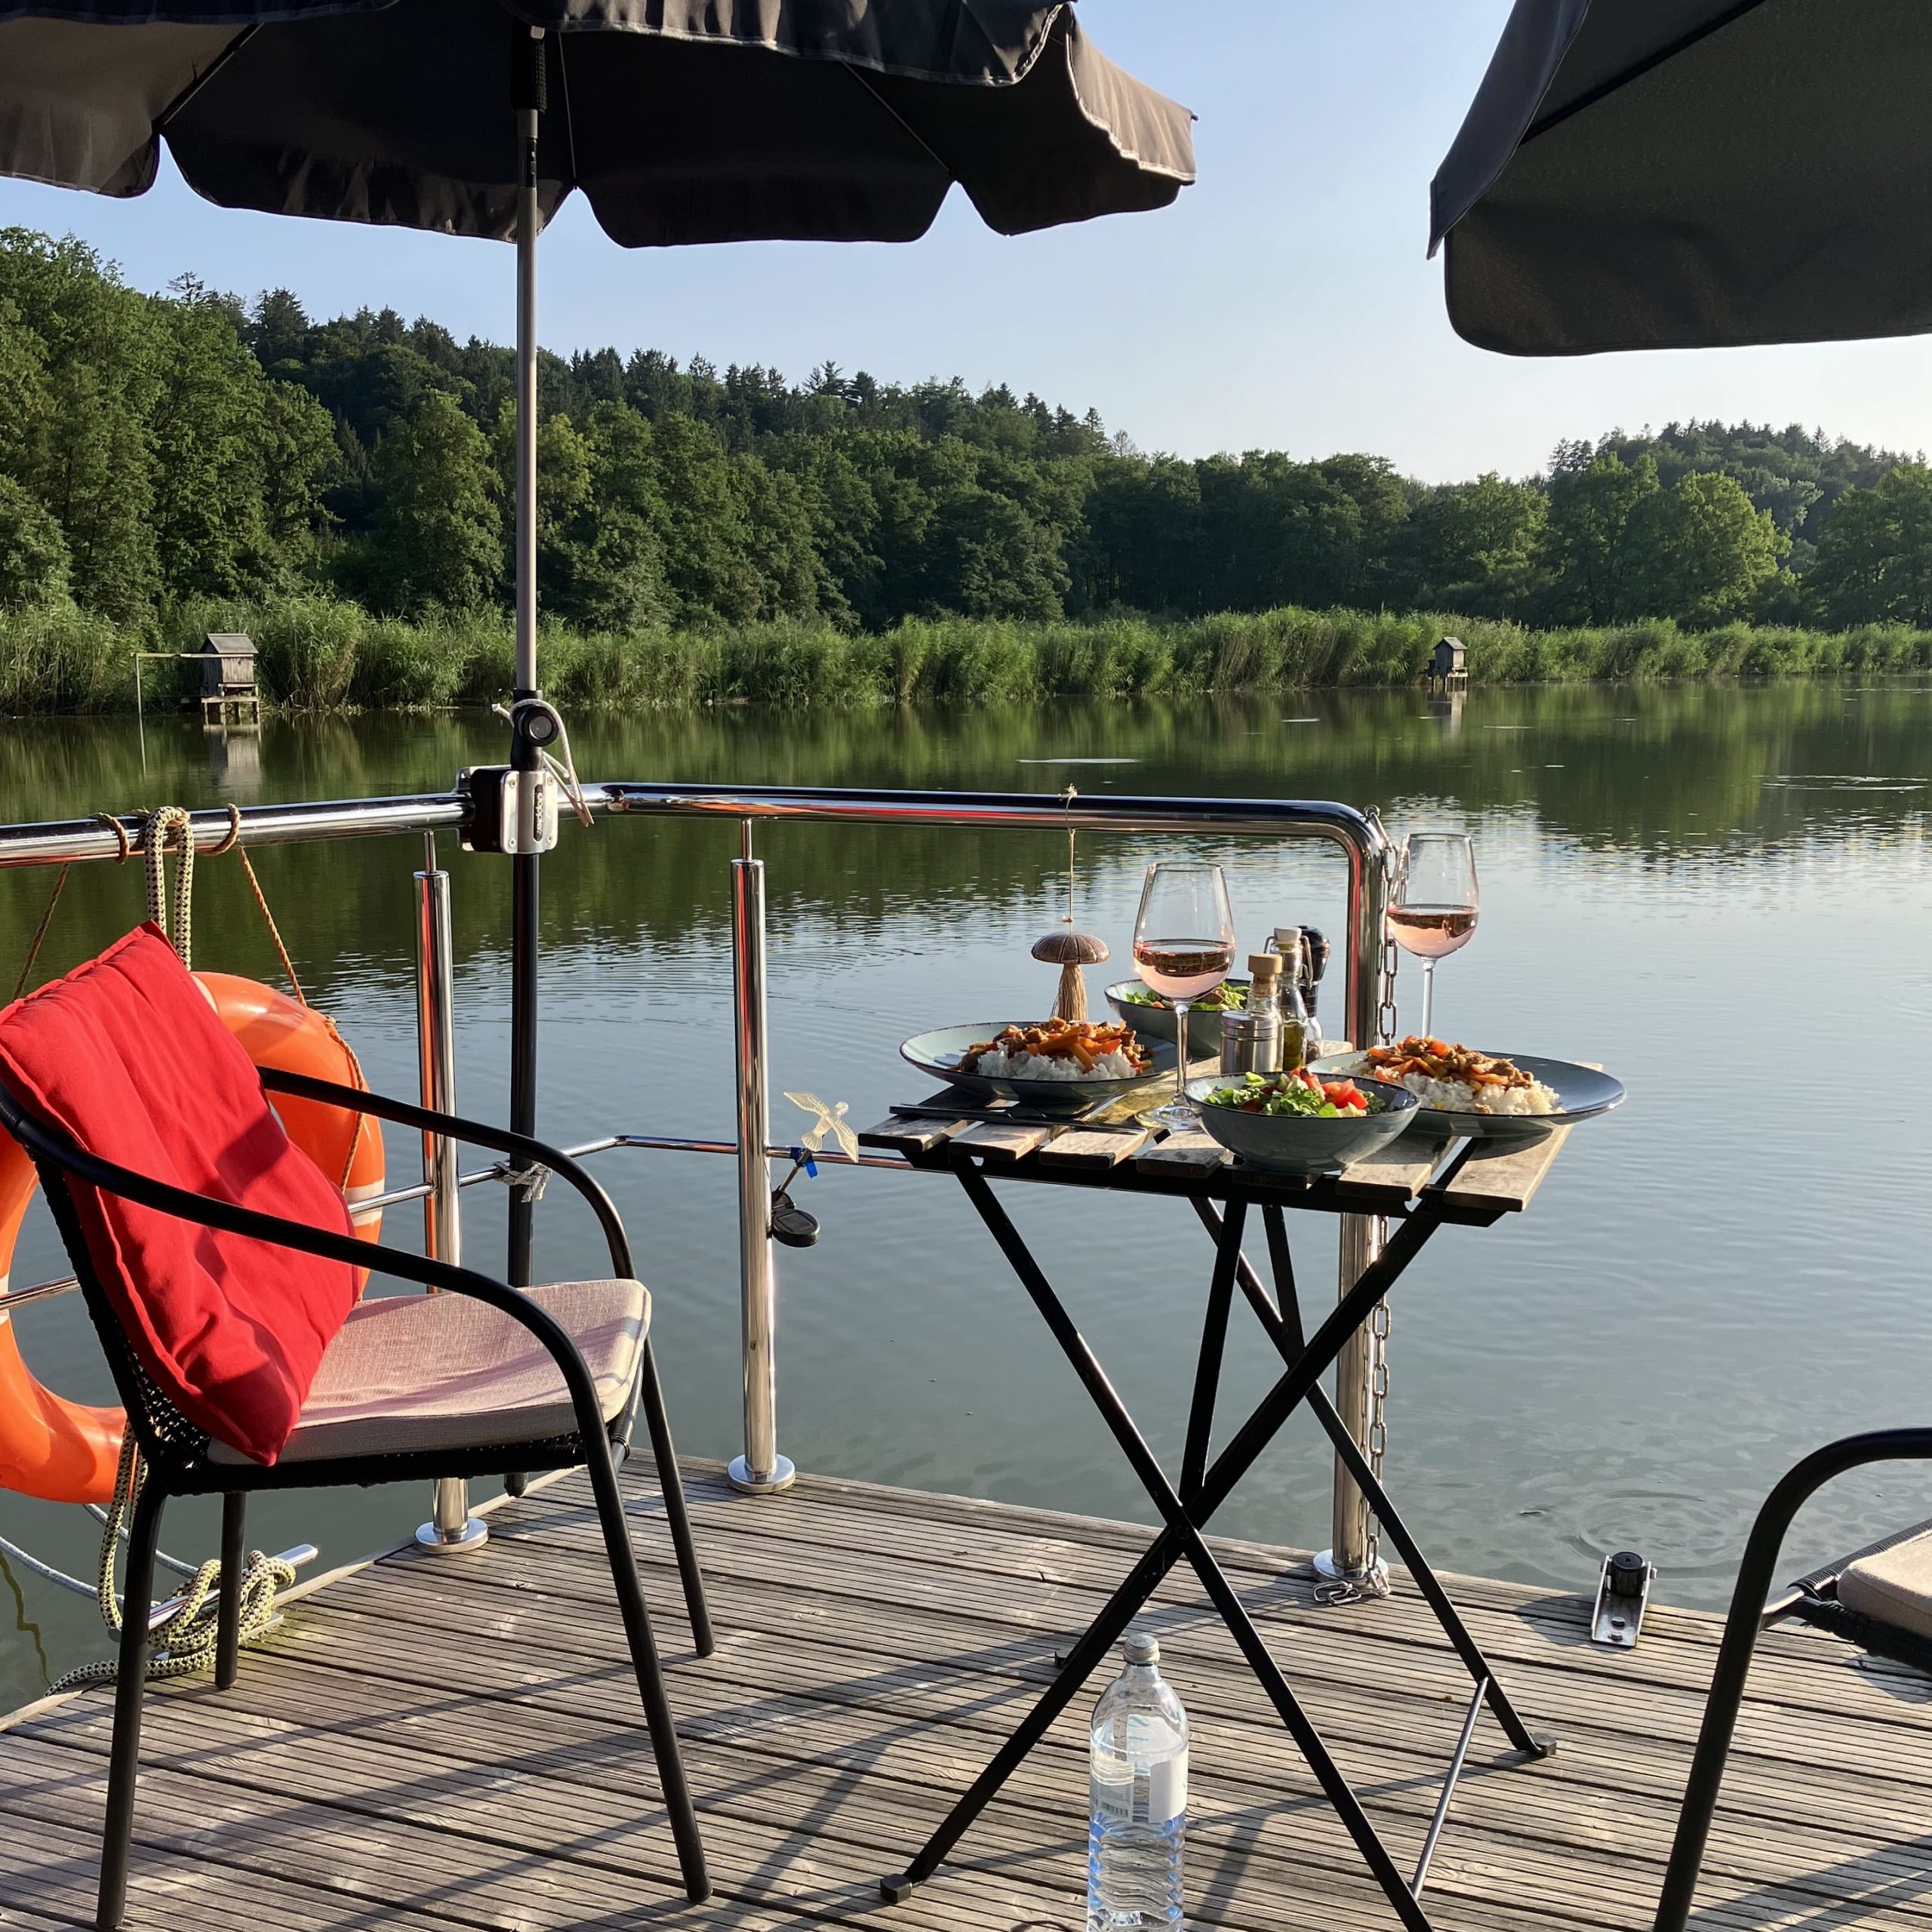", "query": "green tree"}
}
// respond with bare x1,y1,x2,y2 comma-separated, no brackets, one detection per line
0,475,69,609
650,413,763,624
1401,474,1547,614
149,287,335,601
0,232,161,623
731,456,825,620
1542,449,1662,622
365,392,501,614
1630,471,1787,626
1806,464,1932,627
560,404,668,632
1074,454,1201,613
929,487,1066,620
